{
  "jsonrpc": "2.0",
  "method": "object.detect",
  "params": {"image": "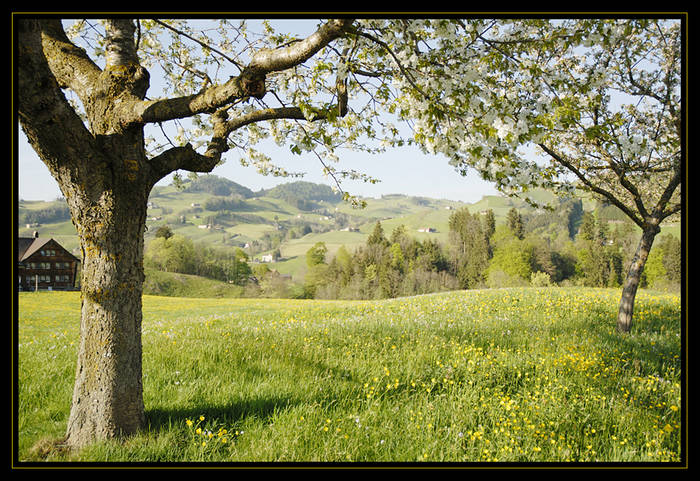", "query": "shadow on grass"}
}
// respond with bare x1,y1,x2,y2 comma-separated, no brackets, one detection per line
145,392,303,433
592,302,682,377
144,348,362,434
